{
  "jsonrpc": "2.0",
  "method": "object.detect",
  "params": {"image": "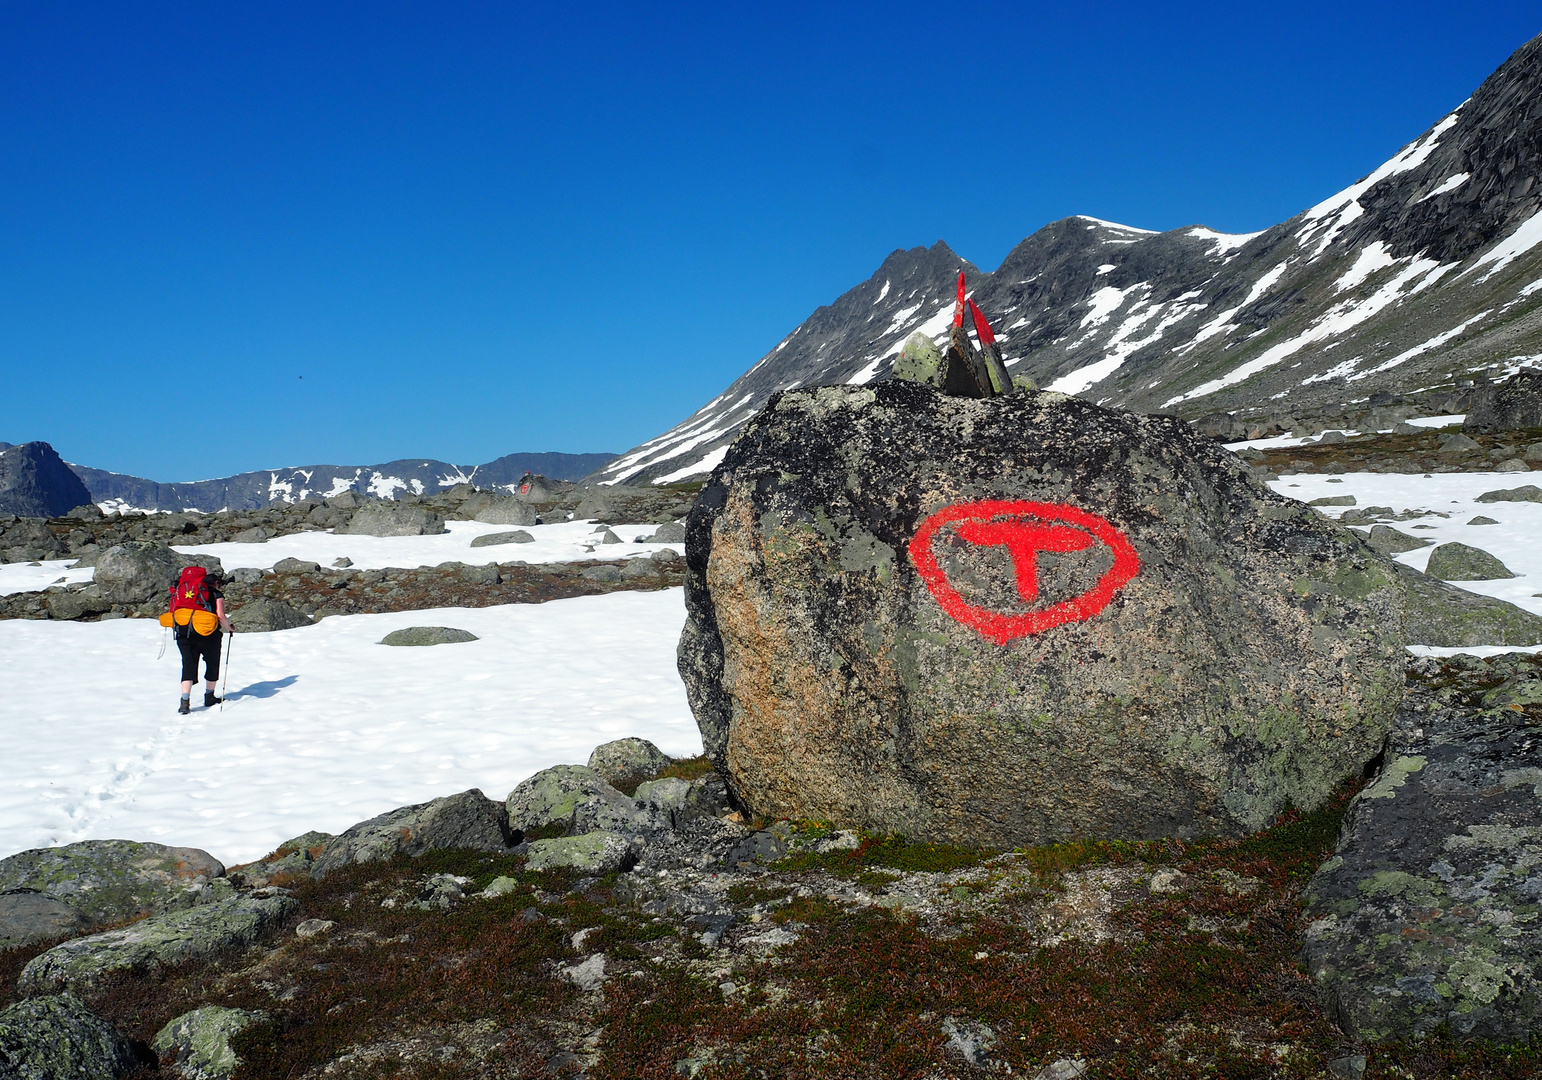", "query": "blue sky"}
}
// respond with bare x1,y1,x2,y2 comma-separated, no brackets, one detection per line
2,3,1538,481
